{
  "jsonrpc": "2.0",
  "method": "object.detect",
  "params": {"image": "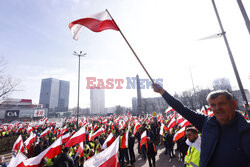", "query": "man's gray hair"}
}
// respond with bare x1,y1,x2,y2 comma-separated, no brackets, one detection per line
206,90,233,102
